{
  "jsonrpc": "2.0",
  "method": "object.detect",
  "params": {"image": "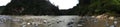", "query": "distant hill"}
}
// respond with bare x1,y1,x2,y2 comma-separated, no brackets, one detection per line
1,0,60,15
1,0,120,16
